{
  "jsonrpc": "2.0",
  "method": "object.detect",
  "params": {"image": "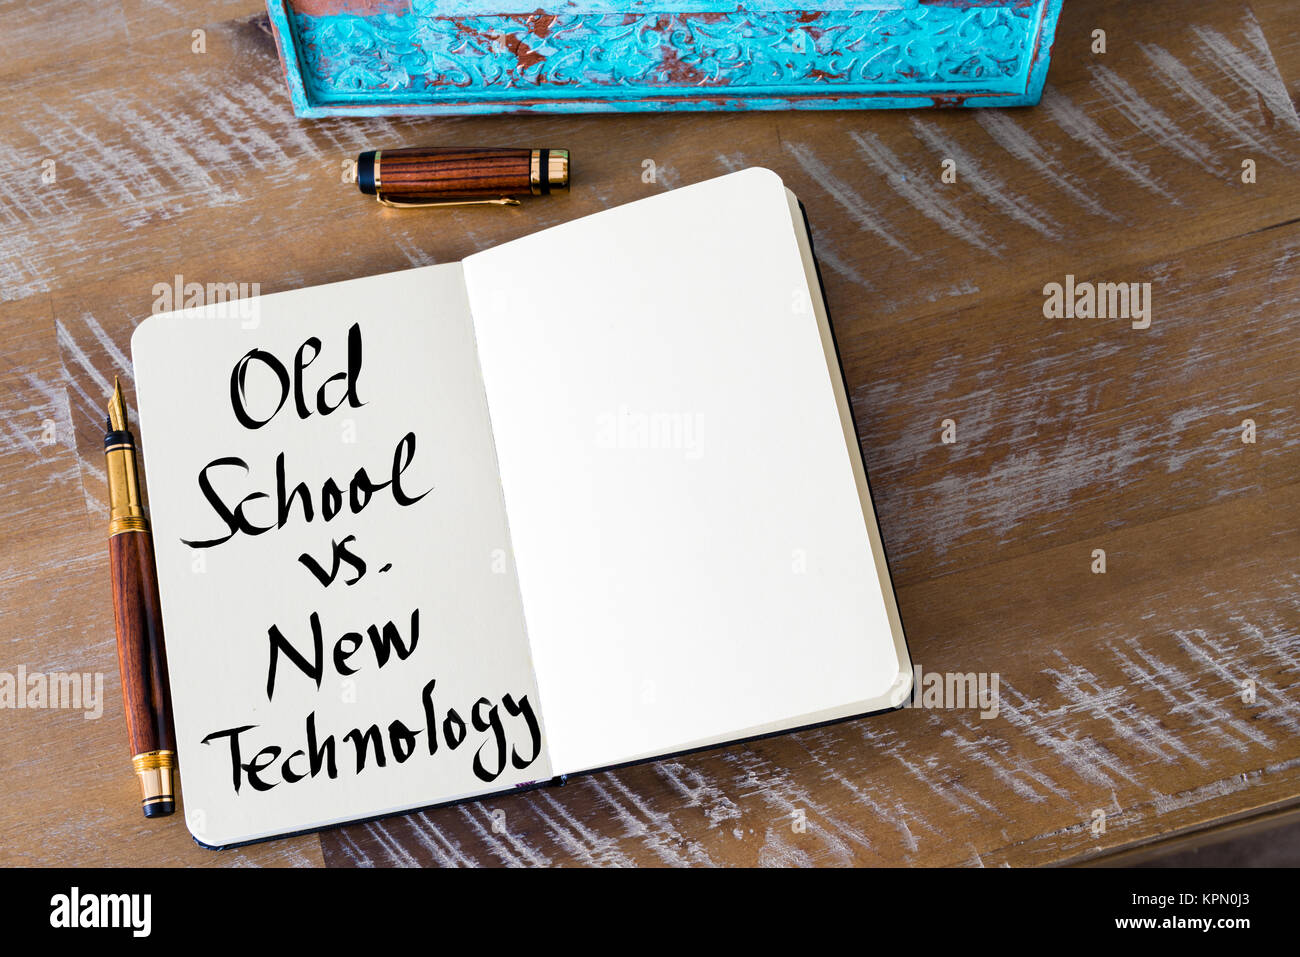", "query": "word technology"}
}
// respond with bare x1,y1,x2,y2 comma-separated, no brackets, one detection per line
201,676,544,793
